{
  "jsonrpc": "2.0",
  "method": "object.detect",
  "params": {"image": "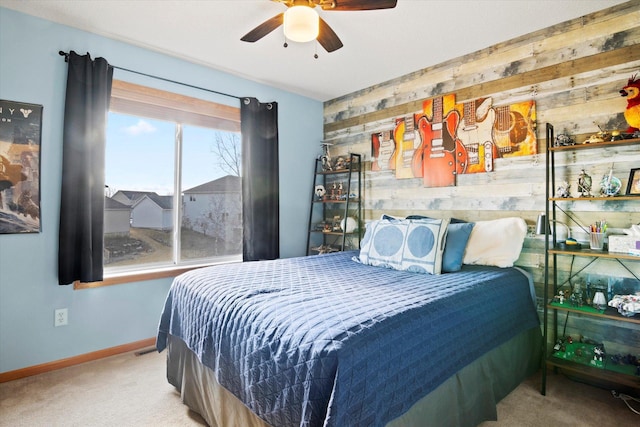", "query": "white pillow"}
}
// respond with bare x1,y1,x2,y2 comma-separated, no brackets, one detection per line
463,217,527,268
